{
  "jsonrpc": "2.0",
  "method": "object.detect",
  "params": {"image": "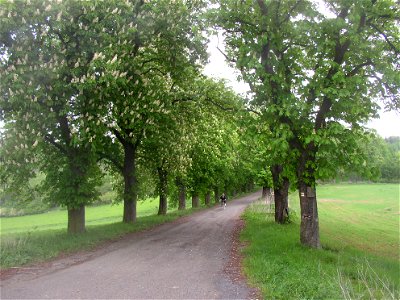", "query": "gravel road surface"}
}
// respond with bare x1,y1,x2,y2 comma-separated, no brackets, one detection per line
1,191,260,299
